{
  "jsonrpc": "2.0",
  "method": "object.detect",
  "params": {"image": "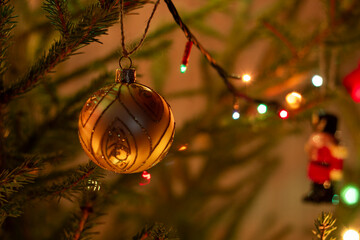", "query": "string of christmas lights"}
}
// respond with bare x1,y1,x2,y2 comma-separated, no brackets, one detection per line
164,0,333,121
